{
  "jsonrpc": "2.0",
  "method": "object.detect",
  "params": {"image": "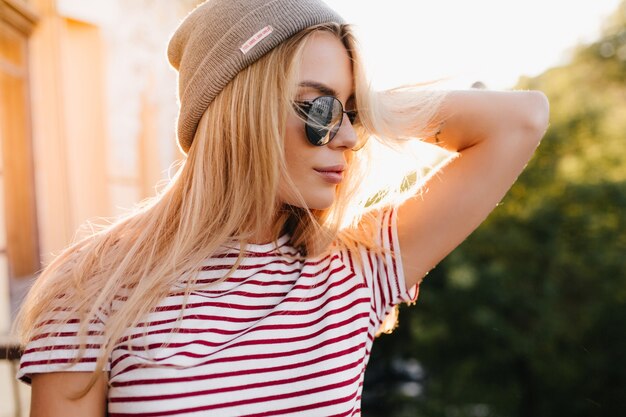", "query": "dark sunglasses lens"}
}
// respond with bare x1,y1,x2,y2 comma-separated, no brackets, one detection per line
305,97,343,146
